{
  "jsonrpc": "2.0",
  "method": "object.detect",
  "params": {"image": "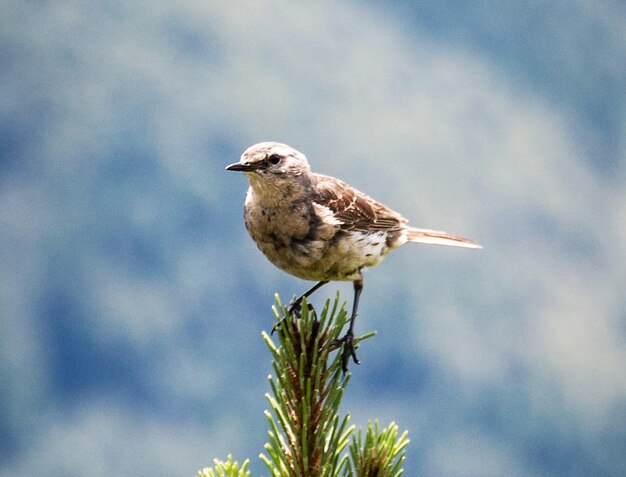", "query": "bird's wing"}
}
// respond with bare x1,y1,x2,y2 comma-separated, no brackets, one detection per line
311,174,407,232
